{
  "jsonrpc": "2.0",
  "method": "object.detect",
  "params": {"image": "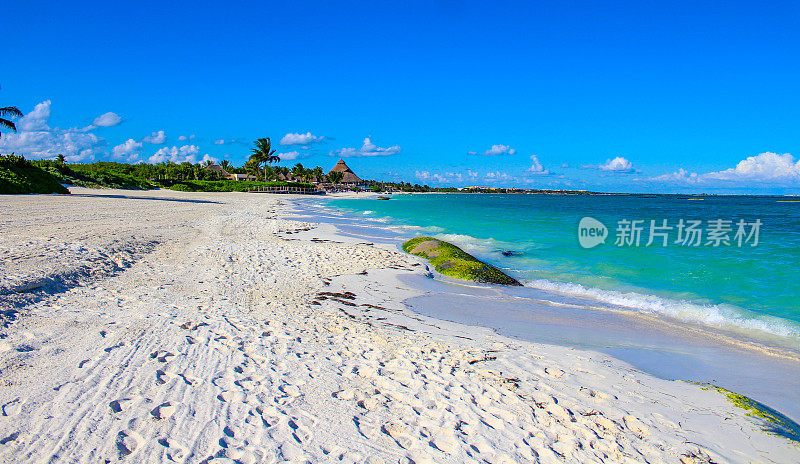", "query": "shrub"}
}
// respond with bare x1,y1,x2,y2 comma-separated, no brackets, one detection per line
0,154,70,194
